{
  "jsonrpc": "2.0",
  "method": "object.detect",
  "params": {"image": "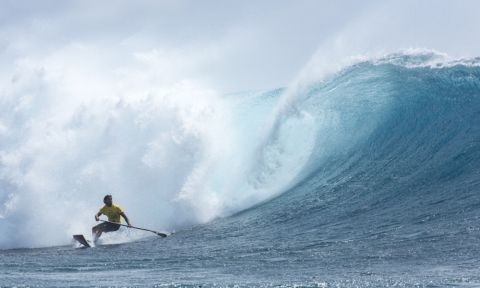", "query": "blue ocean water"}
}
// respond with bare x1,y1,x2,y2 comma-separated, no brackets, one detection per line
1,52,480,287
